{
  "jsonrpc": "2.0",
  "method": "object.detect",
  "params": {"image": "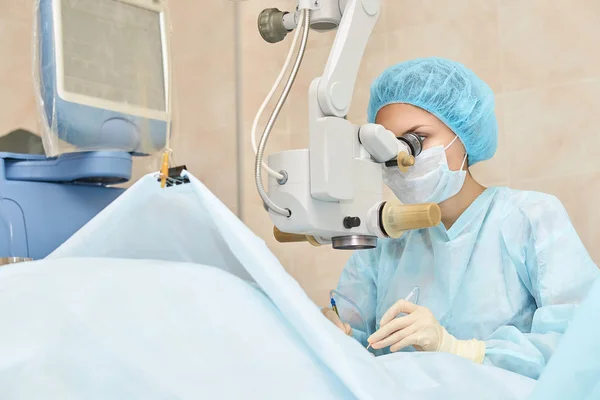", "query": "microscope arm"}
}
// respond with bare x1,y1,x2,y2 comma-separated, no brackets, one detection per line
309,0,409,202
316,0,381,118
